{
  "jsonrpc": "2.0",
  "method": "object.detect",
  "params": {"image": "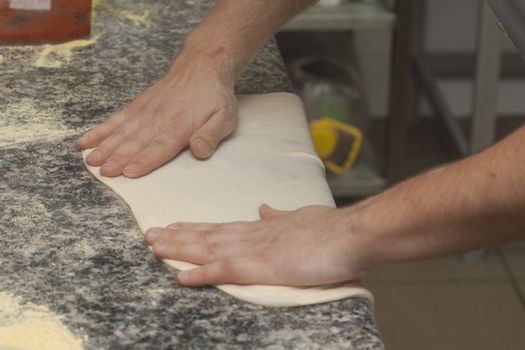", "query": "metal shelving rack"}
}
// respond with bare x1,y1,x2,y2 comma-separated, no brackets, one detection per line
282,0,400,197
283,1,395,31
